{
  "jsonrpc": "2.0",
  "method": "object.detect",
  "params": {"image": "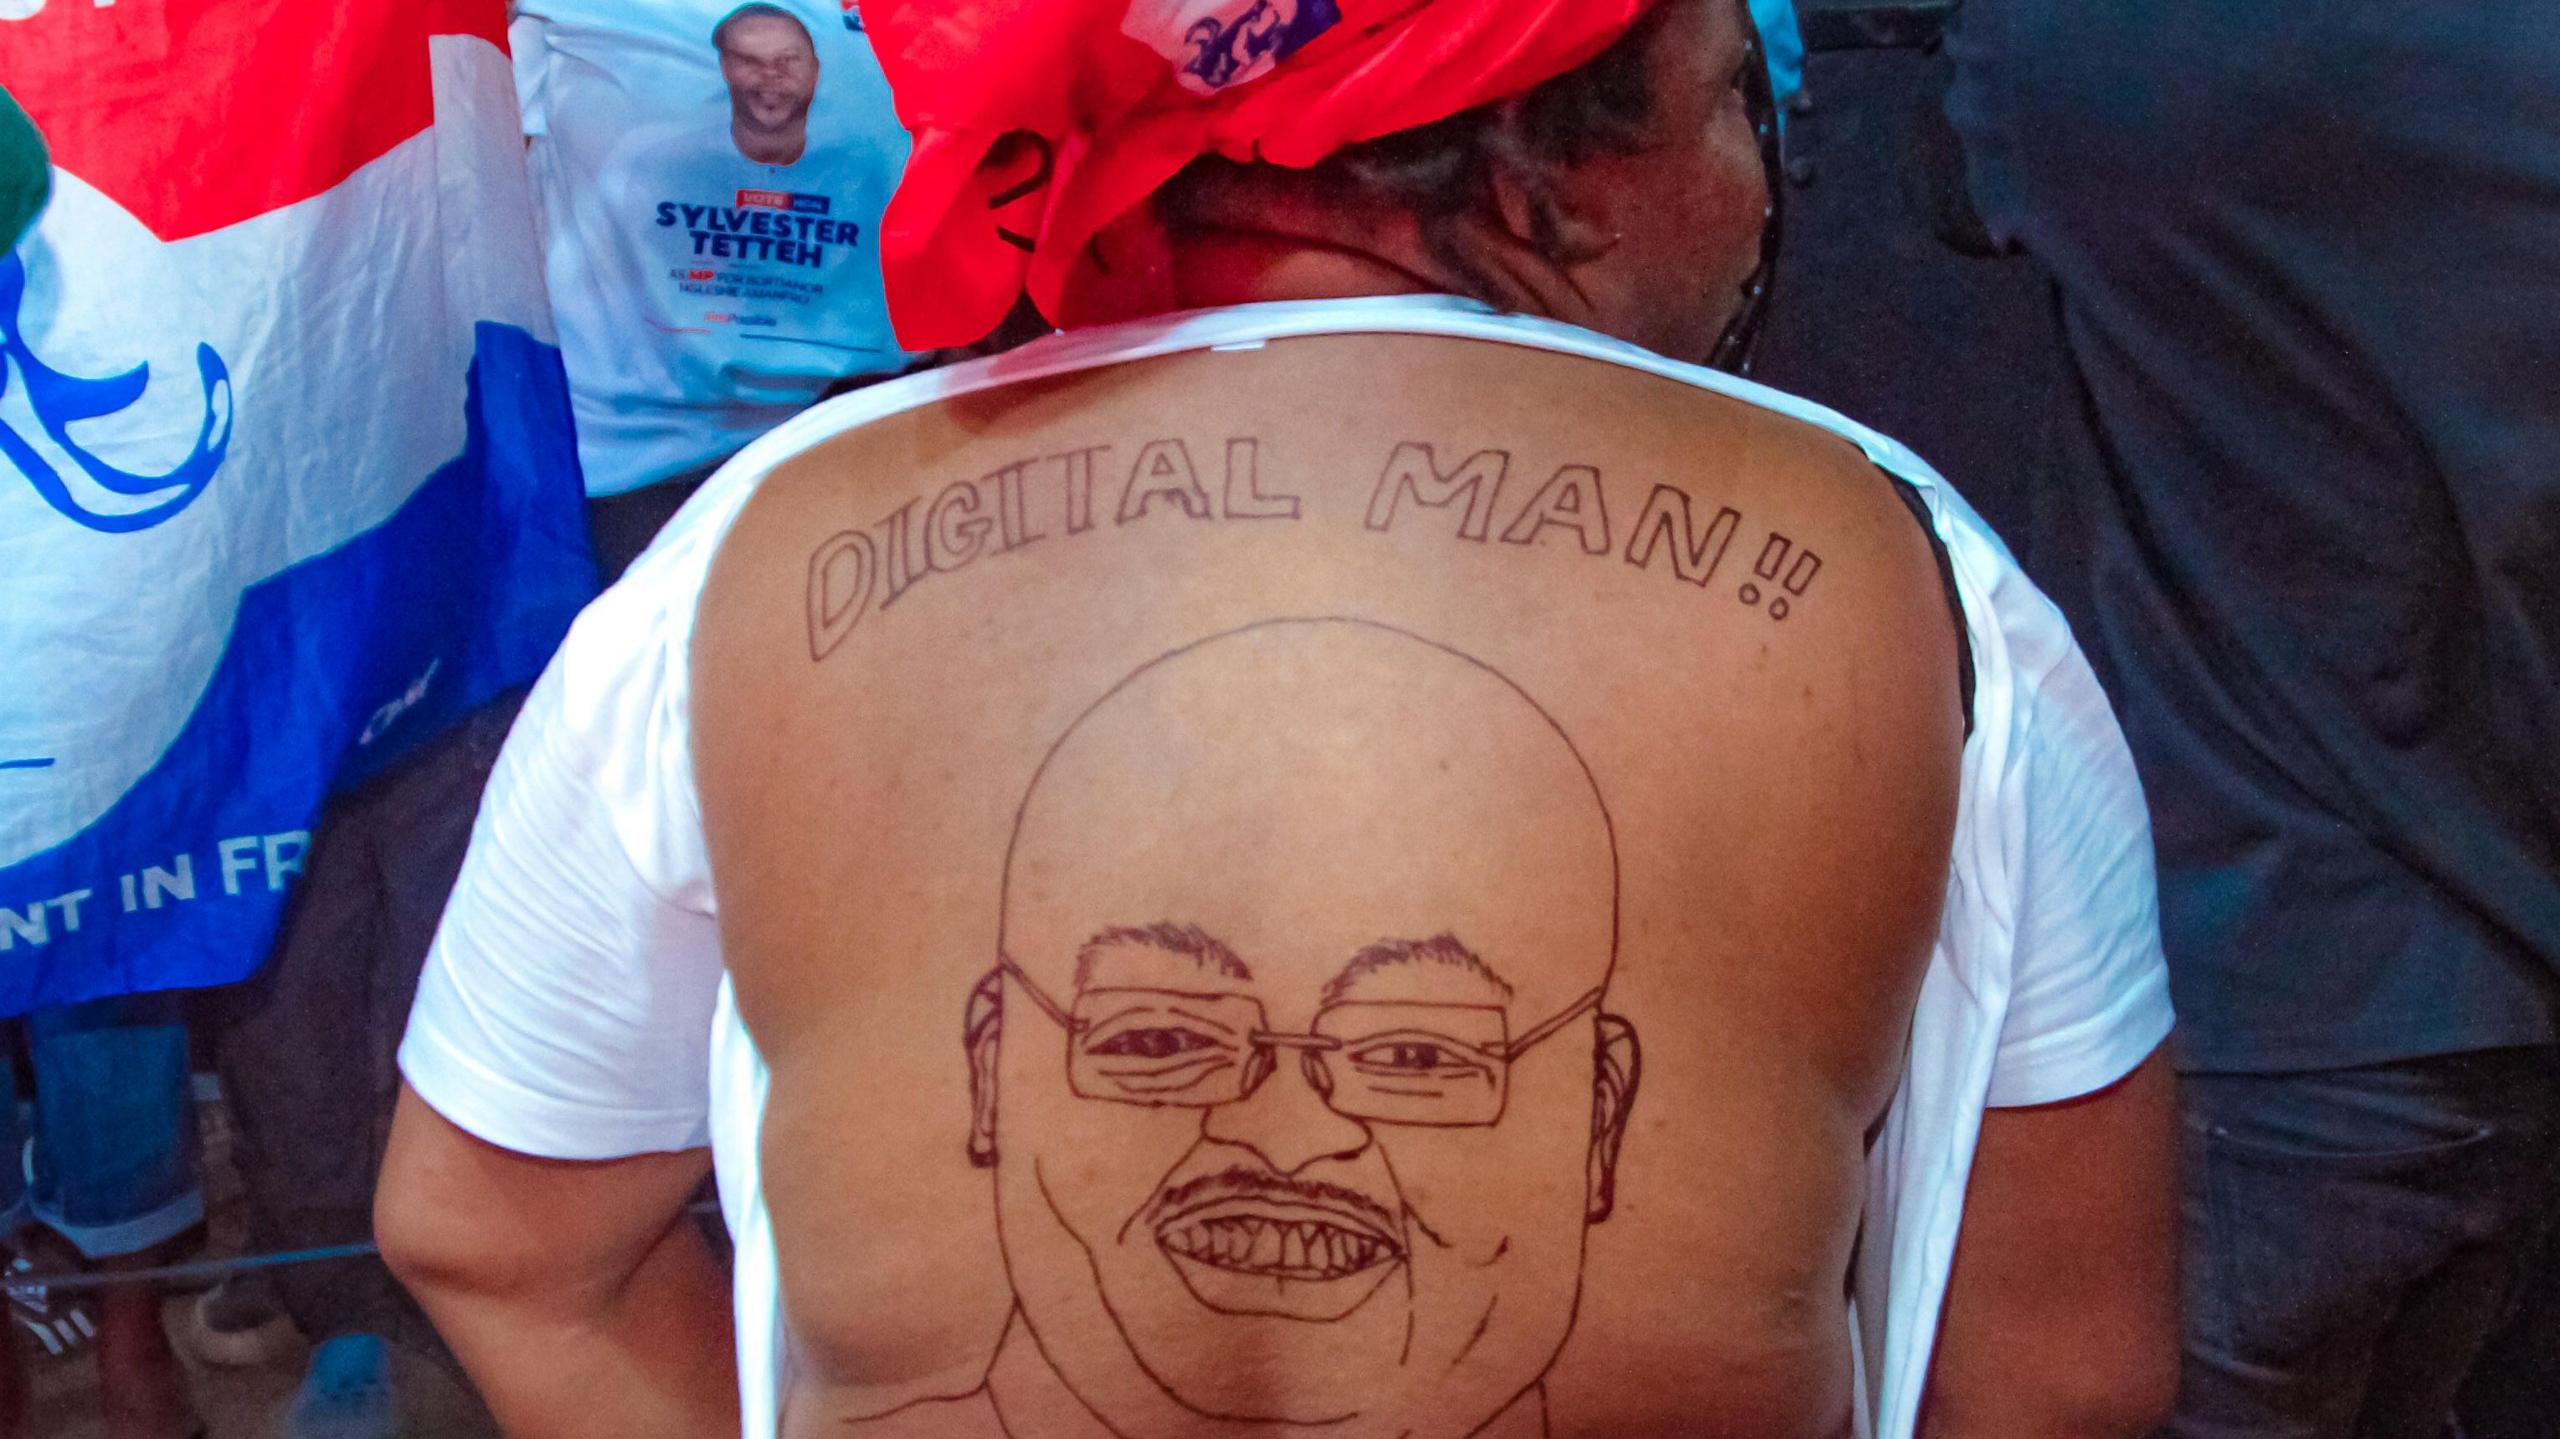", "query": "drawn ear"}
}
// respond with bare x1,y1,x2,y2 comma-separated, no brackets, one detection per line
1586,1012,1641,1224
966,967,1004,1169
